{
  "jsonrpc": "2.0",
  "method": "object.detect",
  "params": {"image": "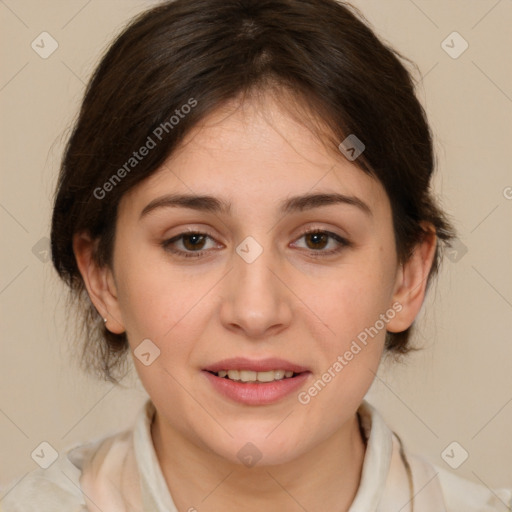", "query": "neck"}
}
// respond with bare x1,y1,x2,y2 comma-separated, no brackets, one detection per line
151,410,367,512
